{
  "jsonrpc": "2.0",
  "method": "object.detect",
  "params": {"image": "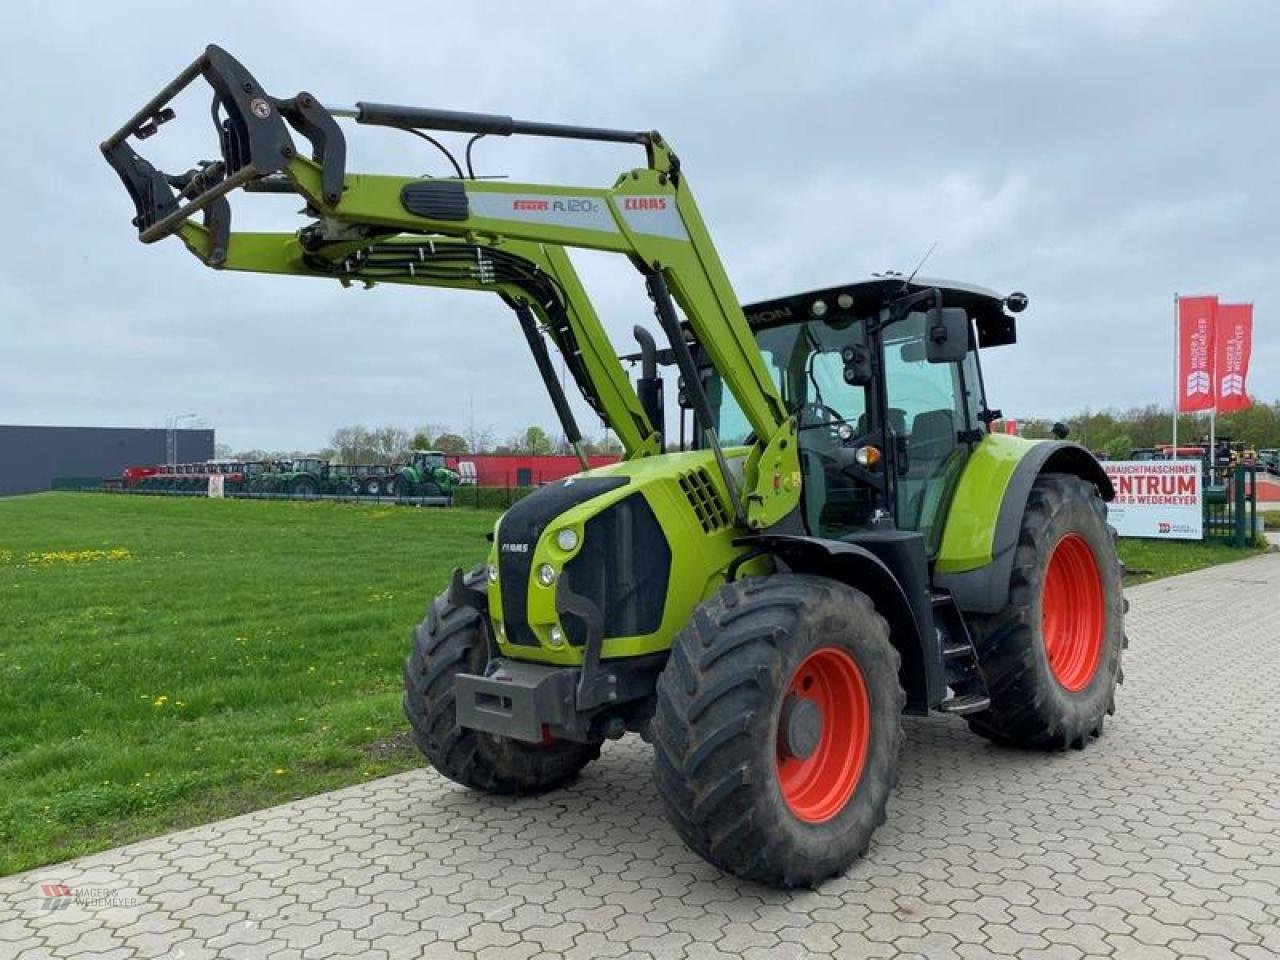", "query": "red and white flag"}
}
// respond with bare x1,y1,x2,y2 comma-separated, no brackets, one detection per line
1214,303,1253,412
1177,295,1217,412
